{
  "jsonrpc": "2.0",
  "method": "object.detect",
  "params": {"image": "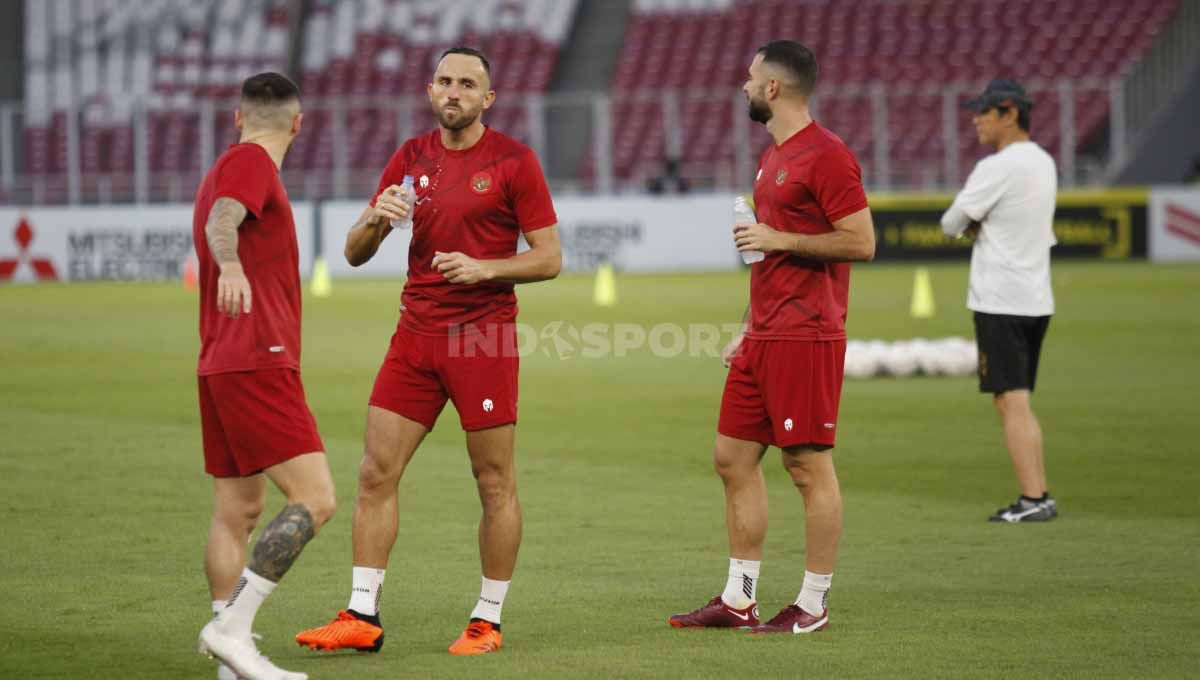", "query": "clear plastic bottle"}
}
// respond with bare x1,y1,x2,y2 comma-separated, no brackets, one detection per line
734,195,764,264
389,175,416,229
